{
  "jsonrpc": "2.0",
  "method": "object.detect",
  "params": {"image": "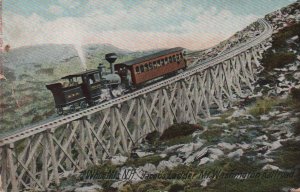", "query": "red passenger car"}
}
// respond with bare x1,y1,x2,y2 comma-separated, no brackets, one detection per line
114,47,187,86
